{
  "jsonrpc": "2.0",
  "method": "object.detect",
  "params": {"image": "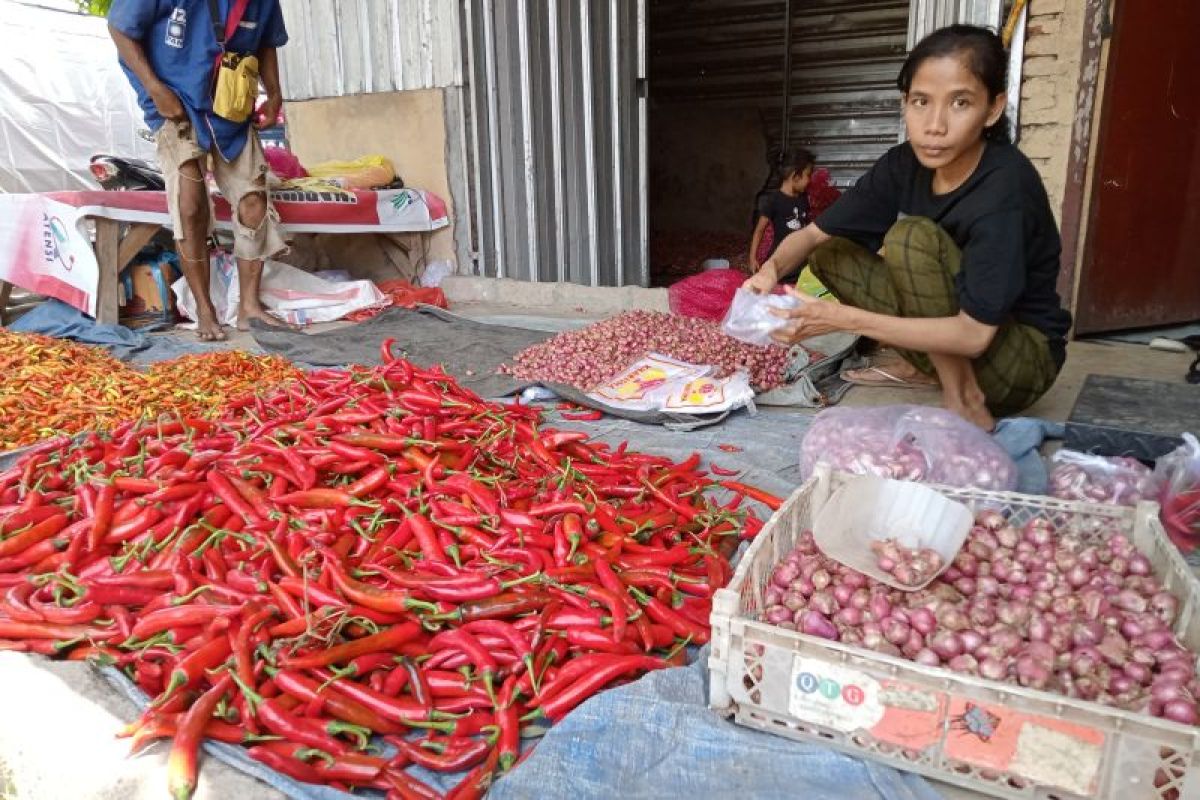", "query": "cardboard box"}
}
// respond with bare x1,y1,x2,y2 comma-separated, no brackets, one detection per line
120,255,179,320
